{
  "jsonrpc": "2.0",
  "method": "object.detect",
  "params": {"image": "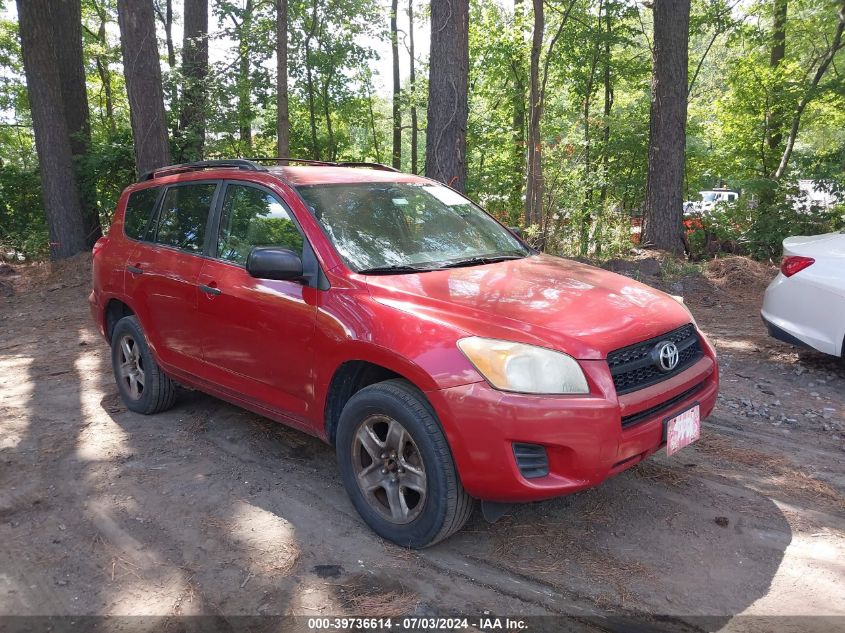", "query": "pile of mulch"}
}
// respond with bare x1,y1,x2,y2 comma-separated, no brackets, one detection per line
704,256,777,292
45,252,92,289
0,263,14,297
602,255,662,279
1,252,92,297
